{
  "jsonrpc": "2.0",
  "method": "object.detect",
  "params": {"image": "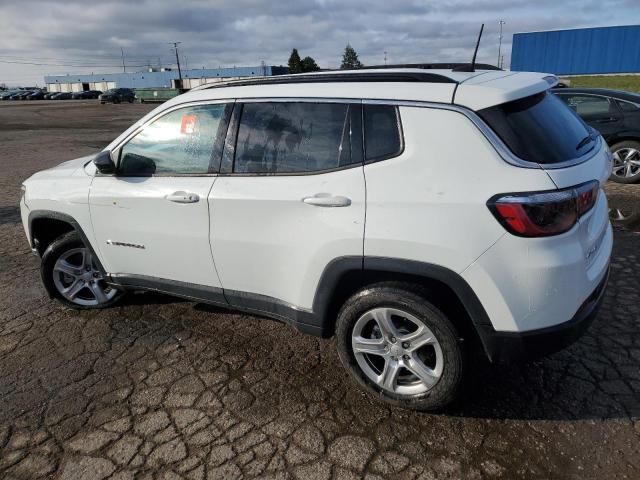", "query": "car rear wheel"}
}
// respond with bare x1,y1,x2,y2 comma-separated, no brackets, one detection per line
610,141,640,184
42,232,123,309
335,282,466,411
